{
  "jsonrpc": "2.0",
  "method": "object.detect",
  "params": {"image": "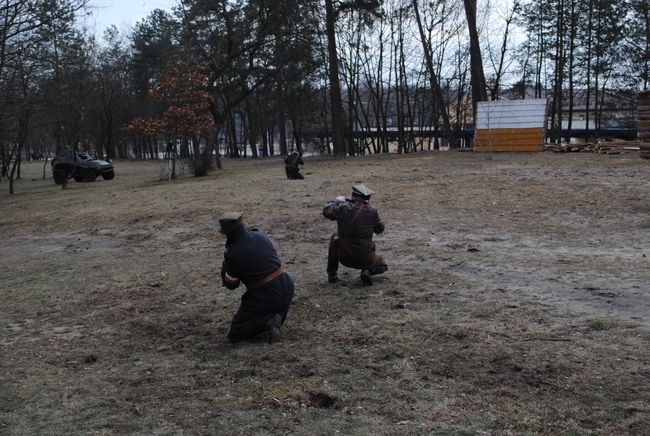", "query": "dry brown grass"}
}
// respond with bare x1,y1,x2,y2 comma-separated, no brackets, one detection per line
1,151,649,434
